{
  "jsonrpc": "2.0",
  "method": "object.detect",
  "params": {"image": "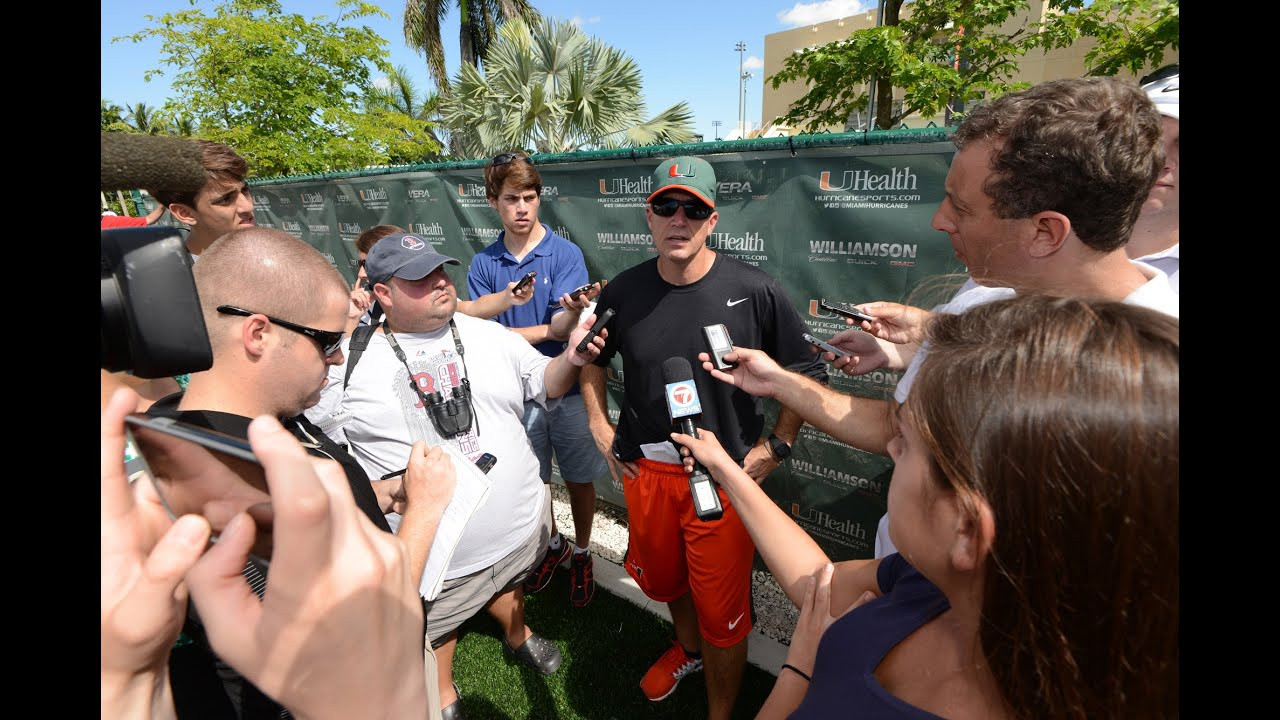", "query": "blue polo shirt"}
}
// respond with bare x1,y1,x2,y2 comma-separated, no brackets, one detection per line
467,223,590,362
